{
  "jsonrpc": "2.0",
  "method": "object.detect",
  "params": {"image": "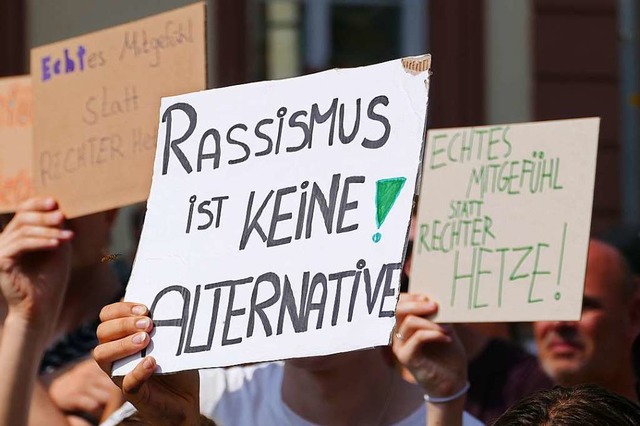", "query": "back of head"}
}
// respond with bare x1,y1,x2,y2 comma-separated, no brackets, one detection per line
491,385,640,426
